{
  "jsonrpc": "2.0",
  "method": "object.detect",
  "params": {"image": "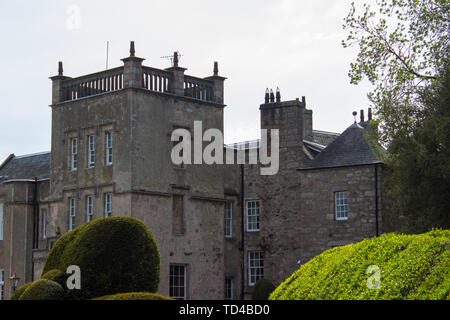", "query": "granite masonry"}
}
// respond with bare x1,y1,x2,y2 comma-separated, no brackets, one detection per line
0,42,385,300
